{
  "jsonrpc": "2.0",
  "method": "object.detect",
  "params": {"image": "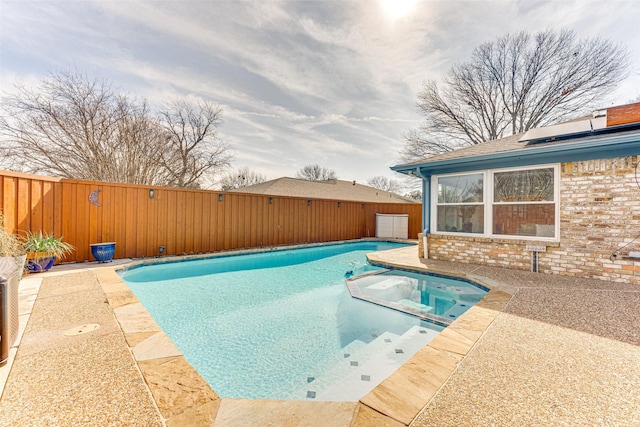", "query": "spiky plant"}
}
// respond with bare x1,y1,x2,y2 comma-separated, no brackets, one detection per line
0,211,25,257
23,231,74,261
